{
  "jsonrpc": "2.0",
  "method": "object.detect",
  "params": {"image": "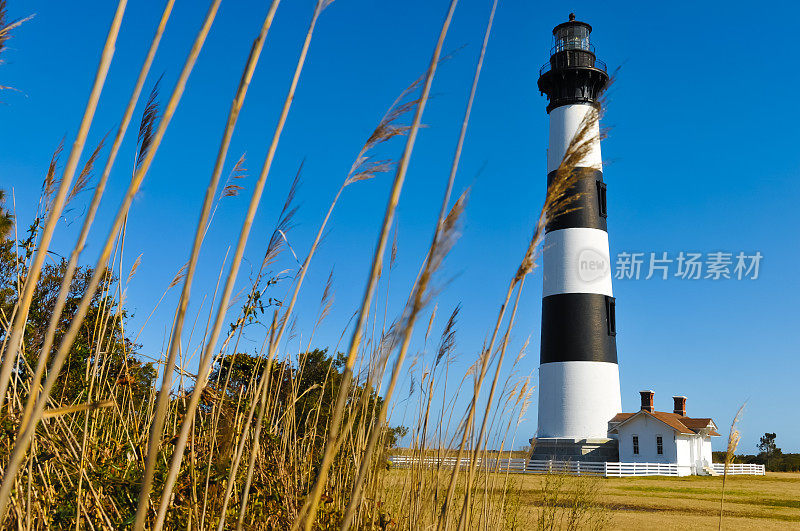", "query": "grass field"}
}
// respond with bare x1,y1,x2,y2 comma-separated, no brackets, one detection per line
578,472,800,530
384,471,800,529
